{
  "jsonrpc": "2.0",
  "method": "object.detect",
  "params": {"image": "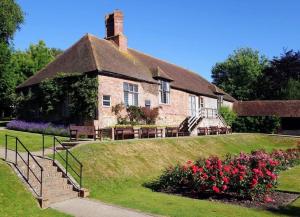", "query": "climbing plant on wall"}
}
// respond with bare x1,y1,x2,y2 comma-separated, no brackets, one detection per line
16,73,98,124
